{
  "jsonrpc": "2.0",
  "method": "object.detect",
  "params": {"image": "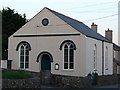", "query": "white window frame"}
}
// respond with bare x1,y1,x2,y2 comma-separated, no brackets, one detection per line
19,44,29,69
117,65,119,74
63,43,74,70
105,47,108,70
93,44,97,71
114,50,116,58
